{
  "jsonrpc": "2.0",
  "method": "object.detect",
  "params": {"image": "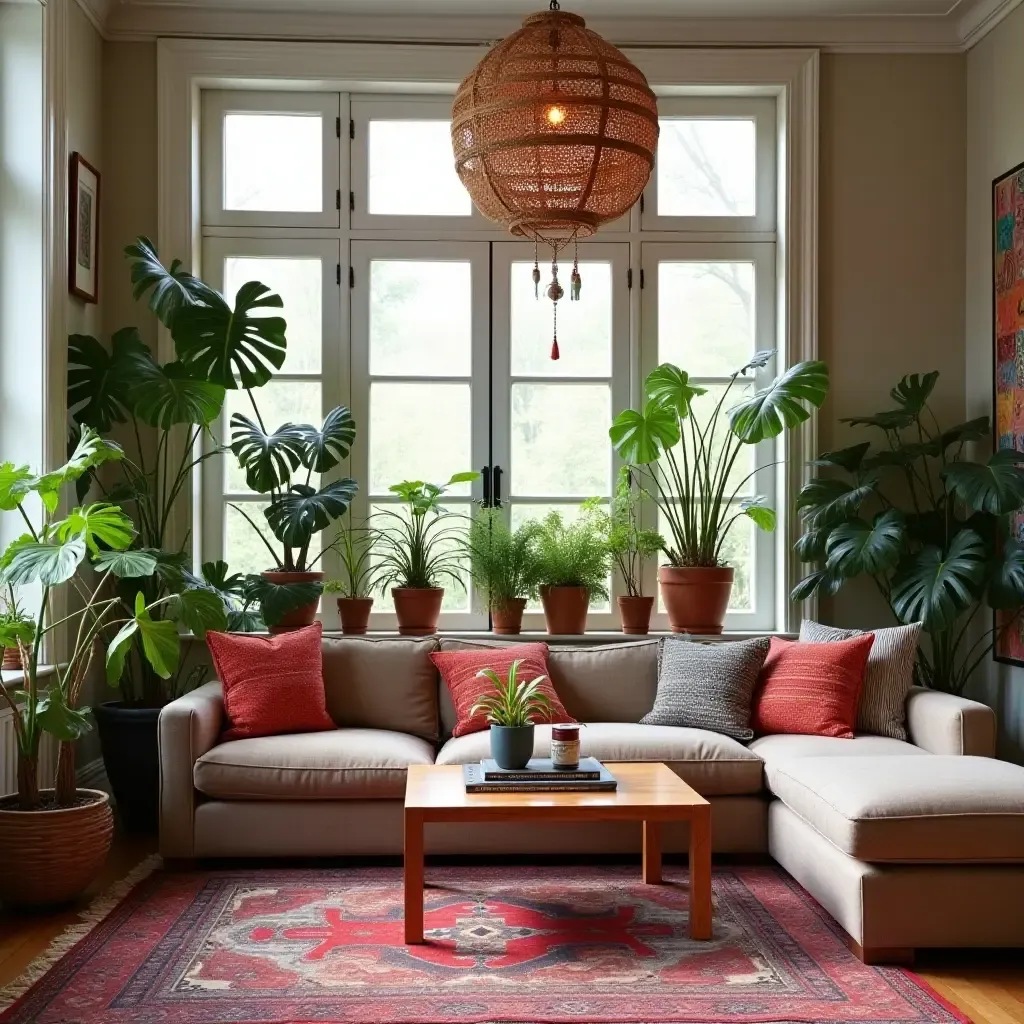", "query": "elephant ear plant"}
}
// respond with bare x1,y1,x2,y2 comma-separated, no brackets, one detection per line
794,370,1024,695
